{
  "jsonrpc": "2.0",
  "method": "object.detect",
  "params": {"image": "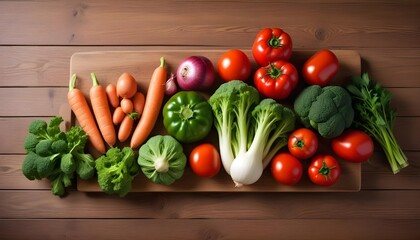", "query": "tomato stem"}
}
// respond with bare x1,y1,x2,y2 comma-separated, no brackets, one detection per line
268,36,282,48
319,161,336,177
267,63,282,79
